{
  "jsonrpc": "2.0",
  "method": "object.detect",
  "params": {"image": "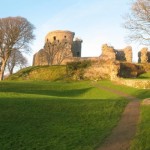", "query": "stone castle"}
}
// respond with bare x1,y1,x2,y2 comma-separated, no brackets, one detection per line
33,30,82,66
138,48,150,63
33,30,150,66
